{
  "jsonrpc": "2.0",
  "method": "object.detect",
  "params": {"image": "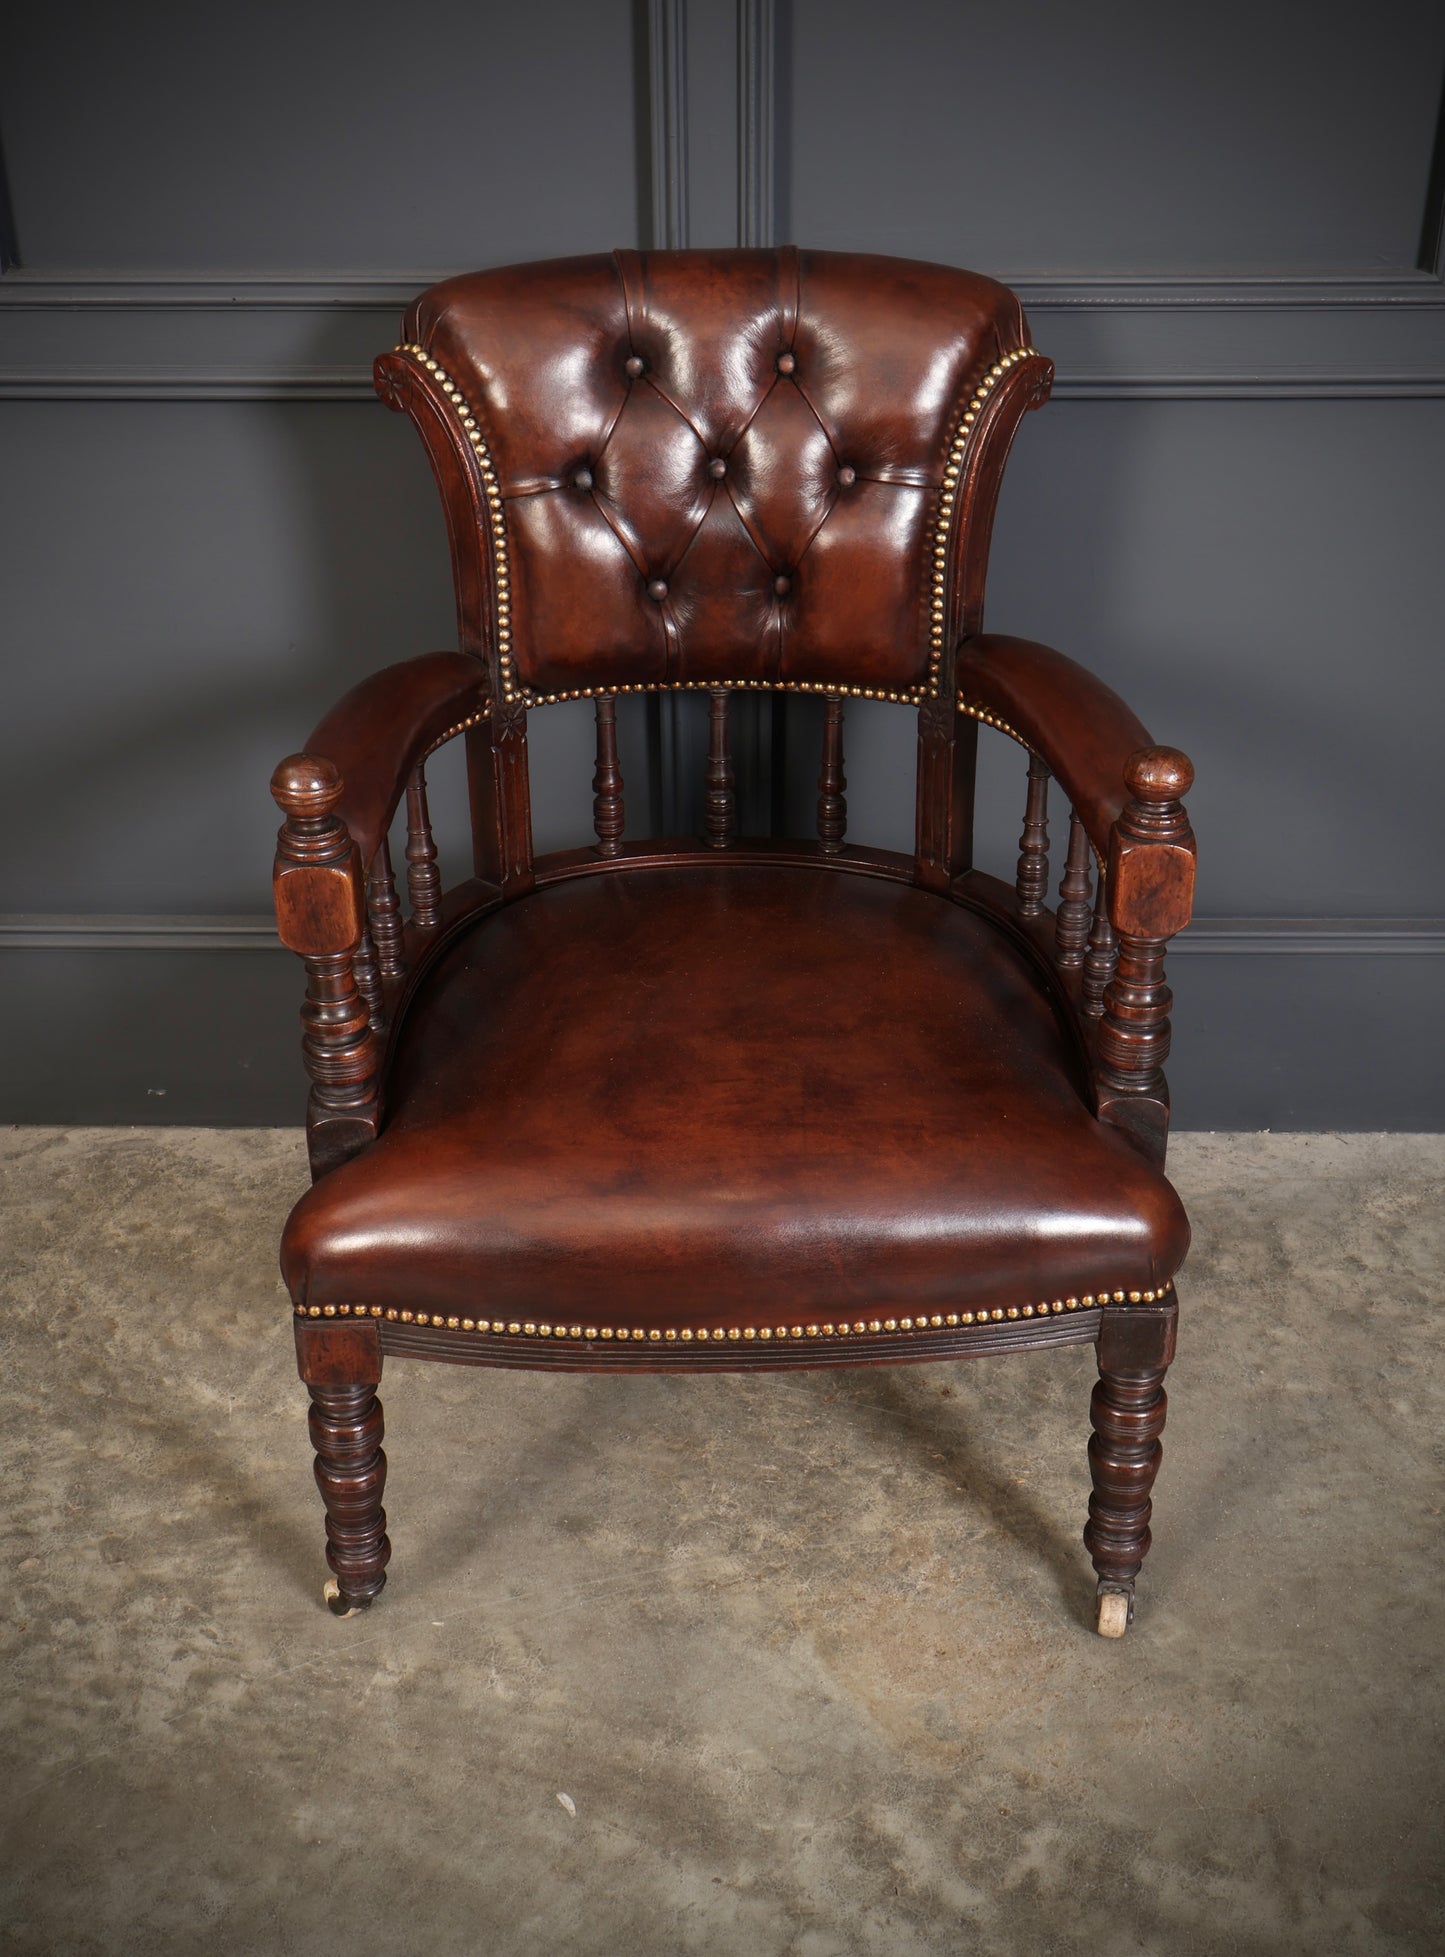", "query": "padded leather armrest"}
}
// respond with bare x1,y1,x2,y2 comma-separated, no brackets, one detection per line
303,651,487,868
955,634,1154,858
